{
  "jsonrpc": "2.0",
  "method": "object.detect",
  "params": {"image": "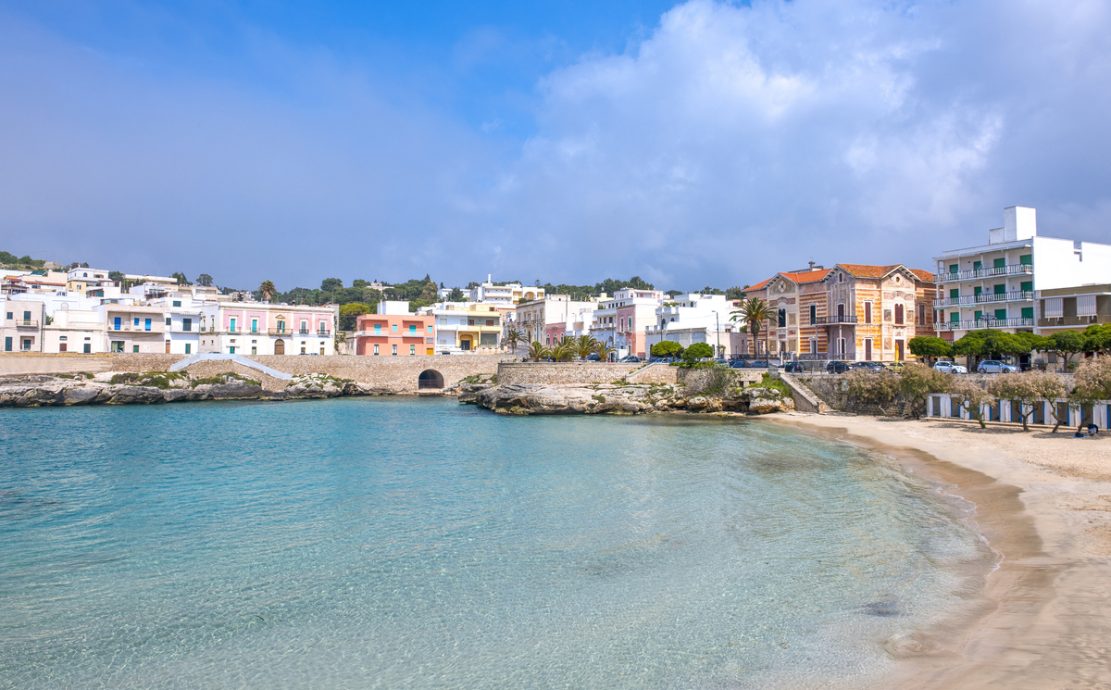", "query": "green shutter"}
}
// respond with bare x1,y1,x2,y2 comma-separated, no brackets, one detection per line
1021,307,1034,320
1019,254,1032,266
949,288,959,299
993,257,1006,269
974,286,982,297
1020,281,1032,293
994,308,1007,321
994,284,1006,295
972,260,982,271
949,312,960,324
974,310,983,323
949,264,958,274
